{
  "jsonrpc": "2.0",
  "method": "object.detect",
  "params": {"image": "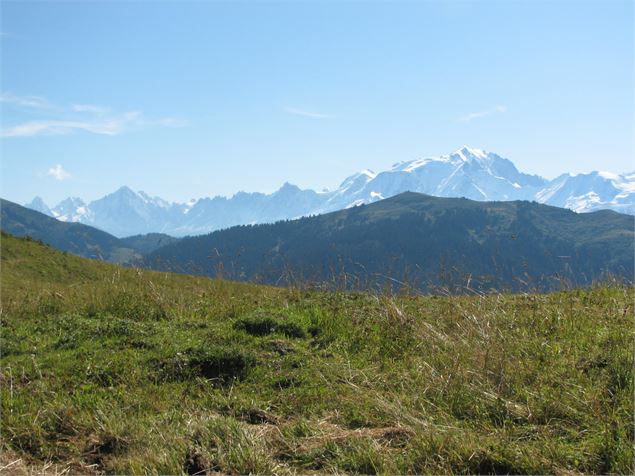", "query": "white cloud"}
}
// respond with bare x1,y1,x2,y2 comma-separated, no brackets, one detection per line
47,164,71,181
458,105,507,123
1,92,189,138
285,106,330,119
0,92,52,110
